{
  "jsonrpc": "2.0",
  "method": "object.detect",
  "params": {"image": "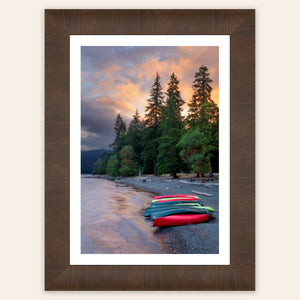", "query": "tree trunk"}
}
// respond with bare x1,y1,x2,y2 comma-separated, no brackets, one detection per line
208,159,213,177
195,171,204,178
170,171,178,179
197,163,205,183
